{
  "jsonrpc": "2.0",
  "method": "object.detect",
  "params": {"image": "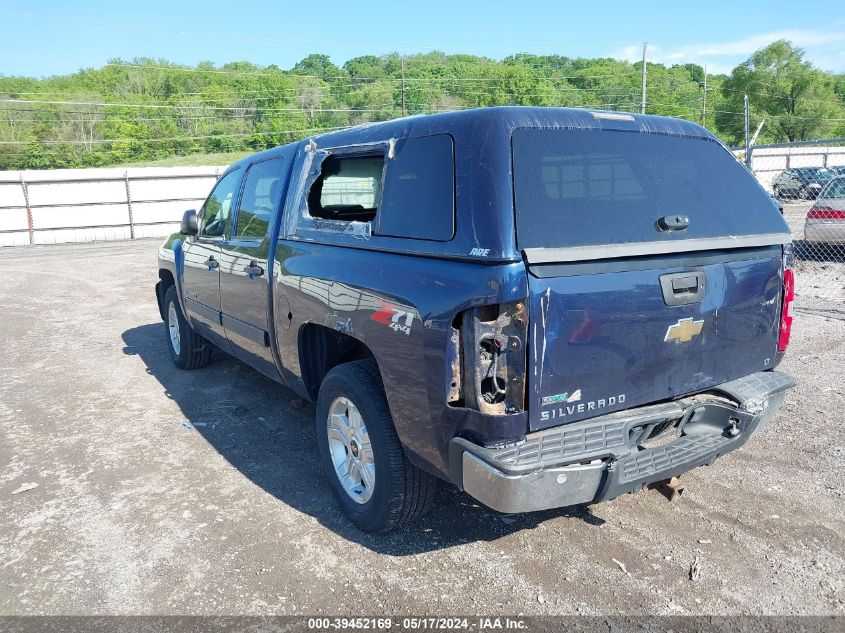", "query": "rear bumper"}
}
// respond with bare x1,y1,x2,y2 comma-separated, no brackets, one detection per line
804,220,845,244
450,371,794,514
